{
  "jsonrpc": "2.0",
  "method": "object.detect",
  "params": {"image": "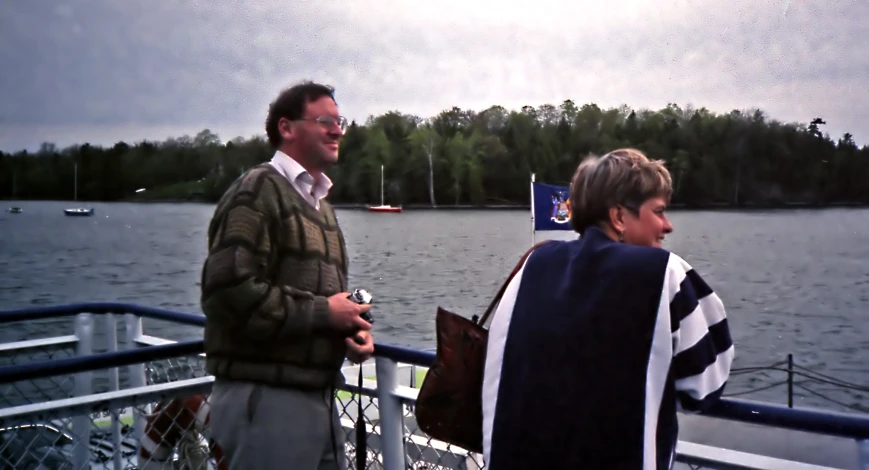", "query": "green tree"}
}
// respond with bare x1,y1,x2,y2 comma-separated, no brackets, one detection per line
3,103,867,208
